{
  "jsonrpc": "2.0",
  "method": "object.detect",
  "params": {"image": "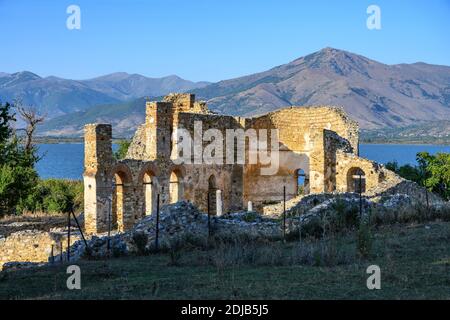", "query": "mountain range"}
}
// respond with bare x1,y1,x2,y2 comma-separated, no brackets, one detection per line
1,47,450,137
0,71,209,118
192,47,450,129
